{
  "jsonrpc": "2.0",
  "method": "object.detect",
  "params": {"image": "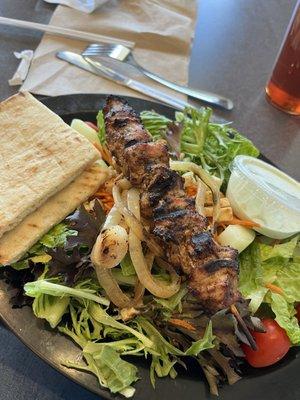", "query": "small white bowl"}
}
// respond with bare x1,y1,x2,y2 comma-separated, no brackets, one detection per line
226,156,300,239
